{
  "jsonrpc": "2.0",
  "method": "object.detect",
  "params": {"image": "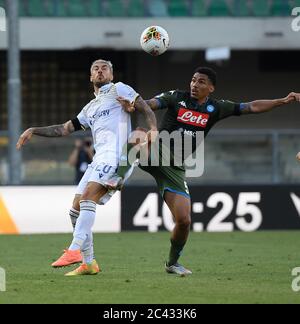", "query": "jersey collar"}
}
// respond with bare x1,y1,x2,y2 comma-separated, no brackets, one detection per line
191,96,210,106
94,82,114,97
